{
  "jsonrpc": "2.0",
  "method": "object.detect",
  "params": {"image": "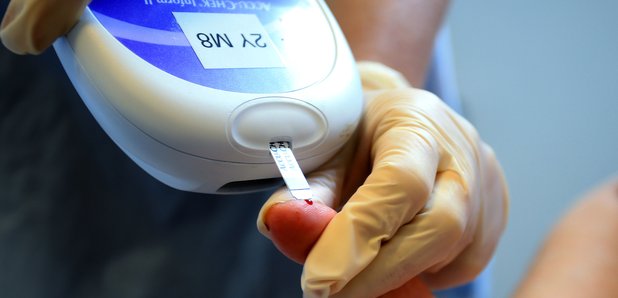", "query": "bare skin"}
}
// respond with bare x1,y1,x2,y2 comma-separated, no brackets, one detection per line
265,200,336,264
264,201,434,297
1,1,449,296
326,0,449,87
515,177,618,297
